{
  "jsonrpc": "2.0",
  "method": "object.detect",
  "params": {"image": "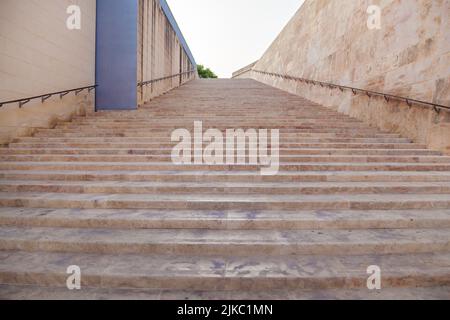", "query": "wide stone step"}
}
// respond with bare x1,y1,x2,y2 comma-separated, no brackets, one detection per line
32,130,389,138
74,114,358,119
2,180,450,195
67,117,365,121
1,283,449,300
1,192,450,210
1,154,448,163
8,142,427,149
0,251,449,292
77,116,363,122
0,148,440,156
60,127,382,134
0,226,449,255
1,162,449,172
14,132,407,141
50,127,383,133
90,109,343,113
39,124,382,130
58,122,375,128
0,207,449,230
81,113,356,119
19,134,411,144
33,127,385,133
3,170,450,183
71,117,364,123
